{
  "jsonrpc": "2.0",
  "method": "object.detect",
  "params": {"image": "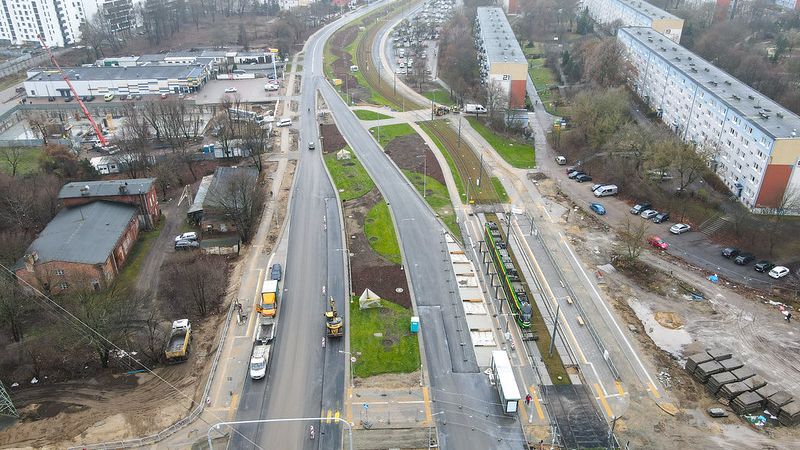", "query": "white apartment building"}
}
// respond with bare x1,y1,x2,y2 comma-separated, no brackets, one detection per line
618,27,800,211
580,0,684,43
0,0,134,48
475,7,528,109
